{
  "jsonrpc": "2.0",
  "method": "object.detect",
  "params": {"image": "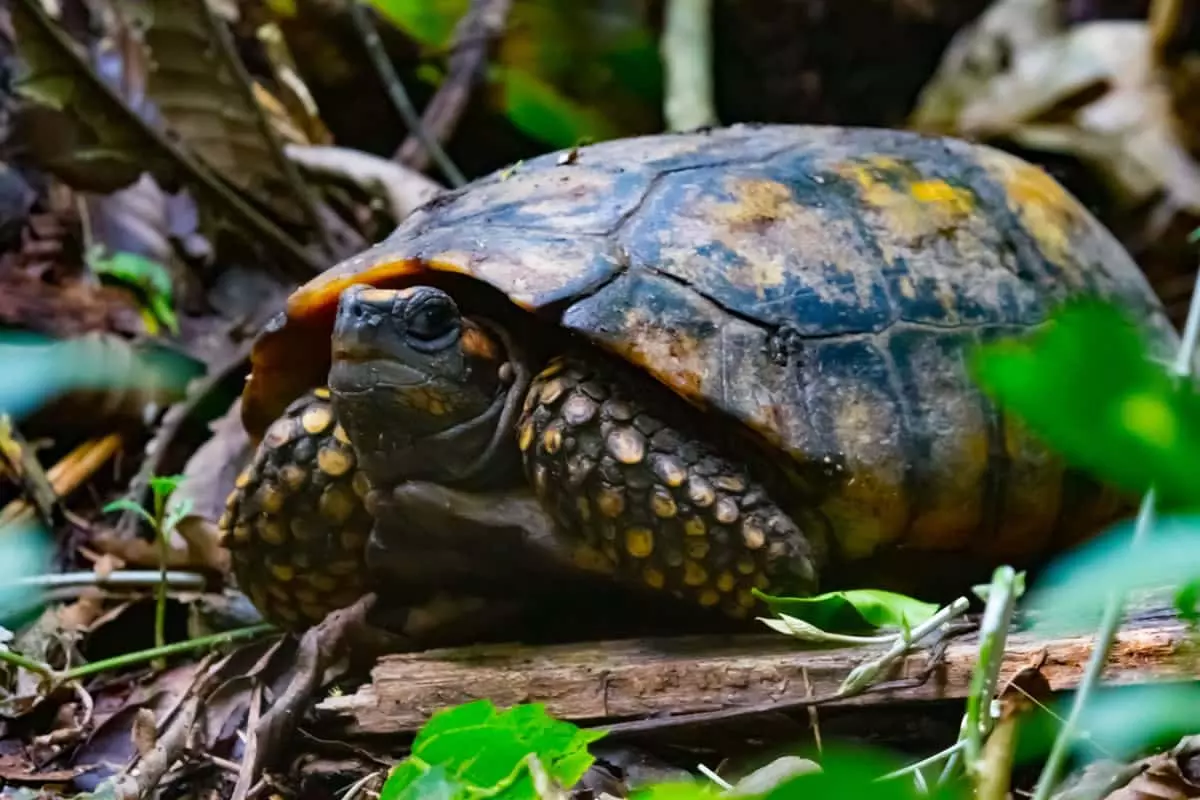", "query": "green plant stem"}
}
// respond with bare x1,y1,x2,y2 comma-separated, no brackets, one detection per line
58,623,275,682
881,740,966,784
1030,491,1156,800
152,494,168,669
965,567,1020,772
840,596,971,694
0,647,54,679
2,623,274,684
